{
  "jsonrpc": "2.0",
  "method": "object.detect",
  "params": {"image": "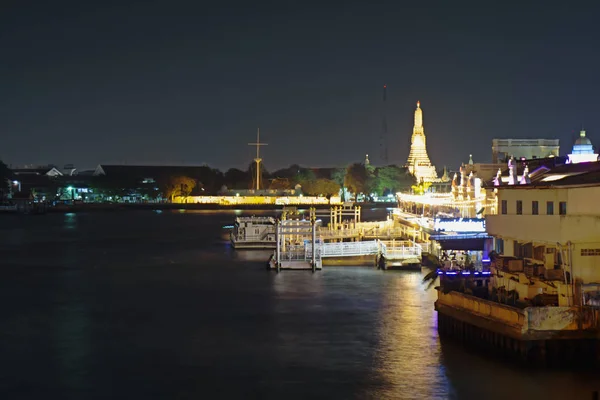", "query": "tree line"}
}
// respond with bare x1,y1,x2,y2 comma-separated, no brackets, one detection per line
0,159,417,201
